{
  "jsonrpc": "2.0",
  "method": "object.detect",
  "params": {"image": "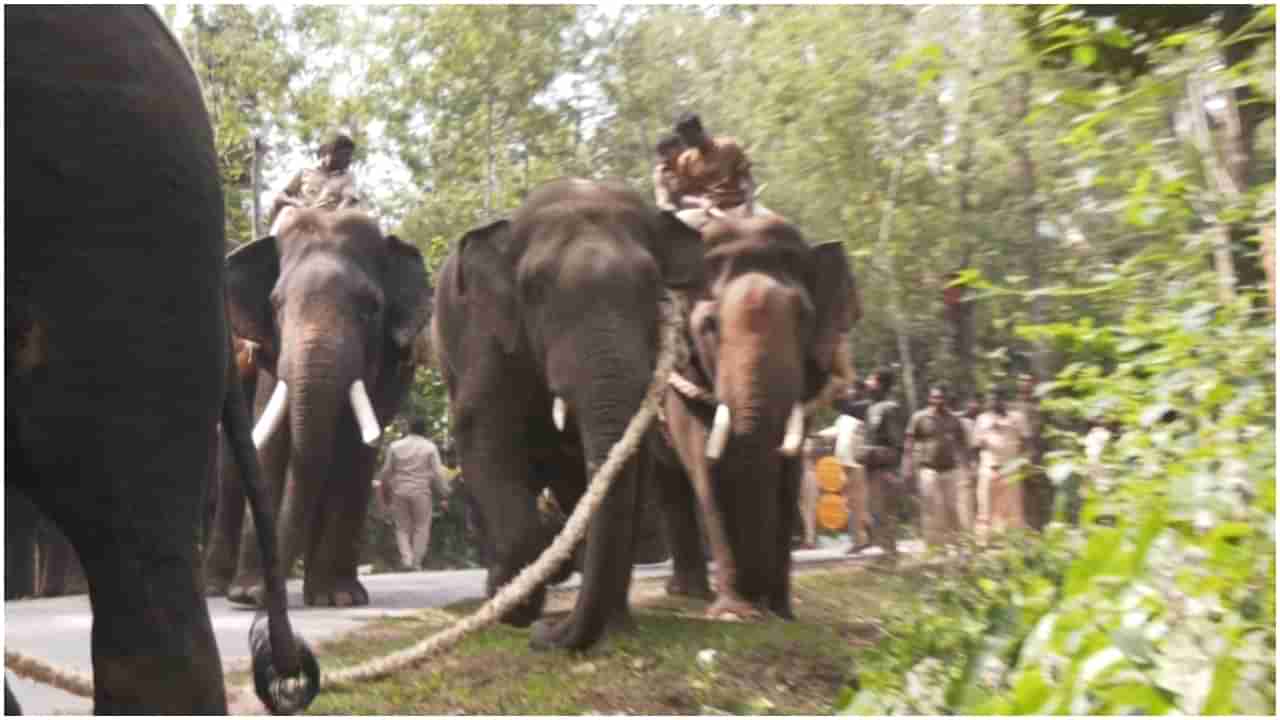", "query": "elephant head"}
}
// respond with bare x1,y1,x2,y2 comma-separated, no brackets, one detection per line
673,214,857,615
434,177,703,649
225,208,432,606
